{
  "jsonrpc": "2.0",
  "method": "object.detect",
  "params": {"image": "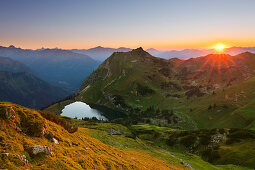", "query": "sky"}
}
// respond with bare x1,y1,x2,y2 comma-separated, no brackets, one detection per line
1,0,255,50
